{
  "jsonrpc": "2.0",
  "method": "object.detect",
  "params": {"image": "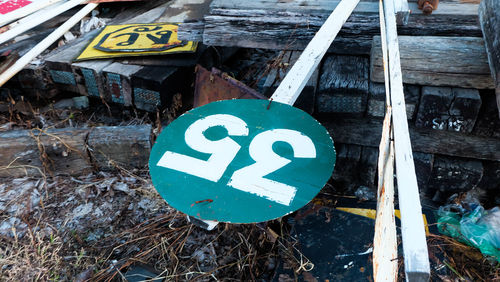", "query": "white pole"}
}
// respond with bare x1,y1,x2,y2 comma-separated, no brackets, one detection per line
0,3,98,87
0,0,88,45
270,0,360,106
